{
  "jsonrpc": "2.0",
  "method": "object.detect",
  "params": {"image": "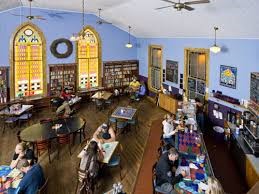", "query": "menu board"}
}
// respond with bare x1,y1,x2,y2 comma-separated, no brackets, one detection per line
250,72,259,104
166,60,178,84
